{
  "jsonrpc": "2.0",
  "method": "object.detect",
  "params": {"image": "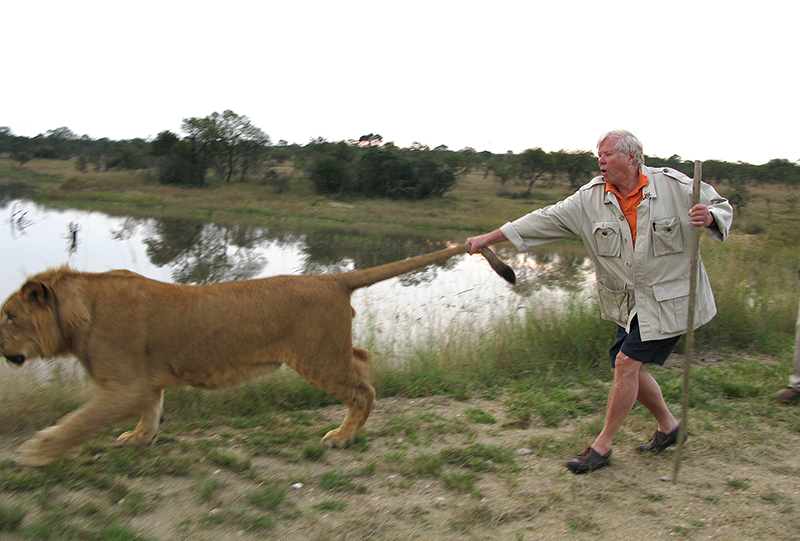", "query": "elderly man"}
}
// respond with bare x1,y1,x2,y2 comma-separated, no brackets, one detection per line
775,264,800,405
468,130,733,473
